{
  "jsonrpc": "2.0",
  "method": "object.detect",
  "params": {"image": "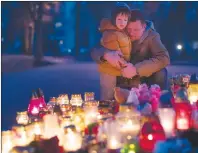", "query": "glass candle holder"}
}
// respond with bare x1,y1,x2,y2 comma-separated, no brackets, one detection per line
70,94,83,106
73,114,85,132
60,104,72,113
47,97,57,112
2,130,14,153
63,125,82,152
43,114,61,139
57,94,70,105
84,92,95,102
158,108,175,138
104,119,122,150
60,116,72,128
84,105,99,126
116,109,141,137
16,111,29,125
188,84,198,104
12,126,31,146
